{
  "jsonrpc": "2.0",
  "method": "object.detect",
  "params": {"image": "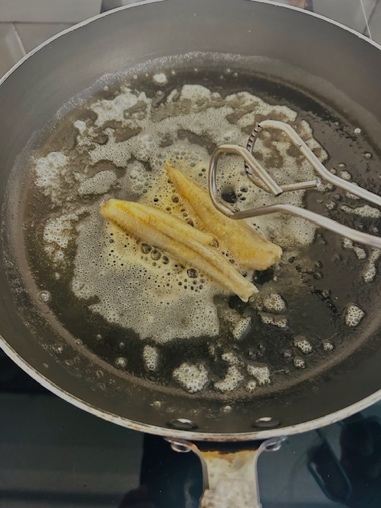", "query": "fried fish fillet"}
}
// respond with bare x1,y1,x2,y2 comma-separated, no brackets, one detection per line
101,199,257,302
165,163,282,270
